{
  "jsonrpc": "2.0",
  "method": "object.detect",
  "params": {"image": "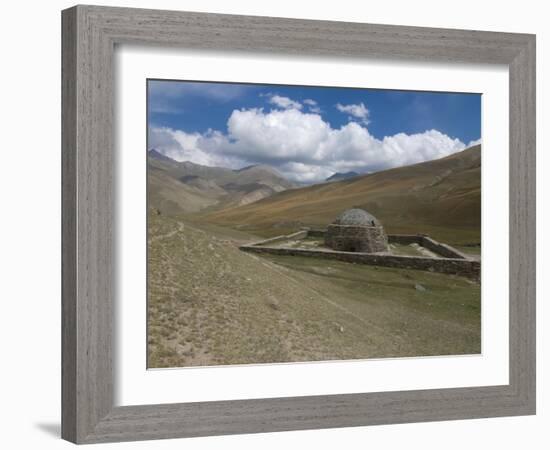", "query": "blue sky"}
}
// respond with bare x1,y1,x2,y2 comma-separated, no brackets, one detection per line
148,79,481,183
